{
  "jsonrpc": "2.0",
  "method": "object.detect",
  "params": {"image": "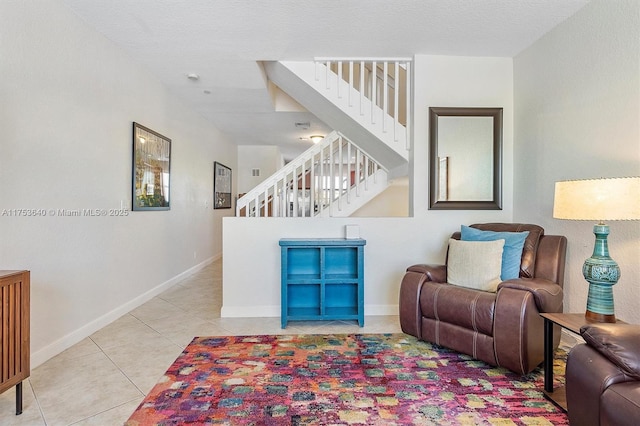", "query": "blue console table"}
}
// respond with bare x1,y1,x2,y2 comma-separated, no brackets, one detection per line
279,238,366,328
